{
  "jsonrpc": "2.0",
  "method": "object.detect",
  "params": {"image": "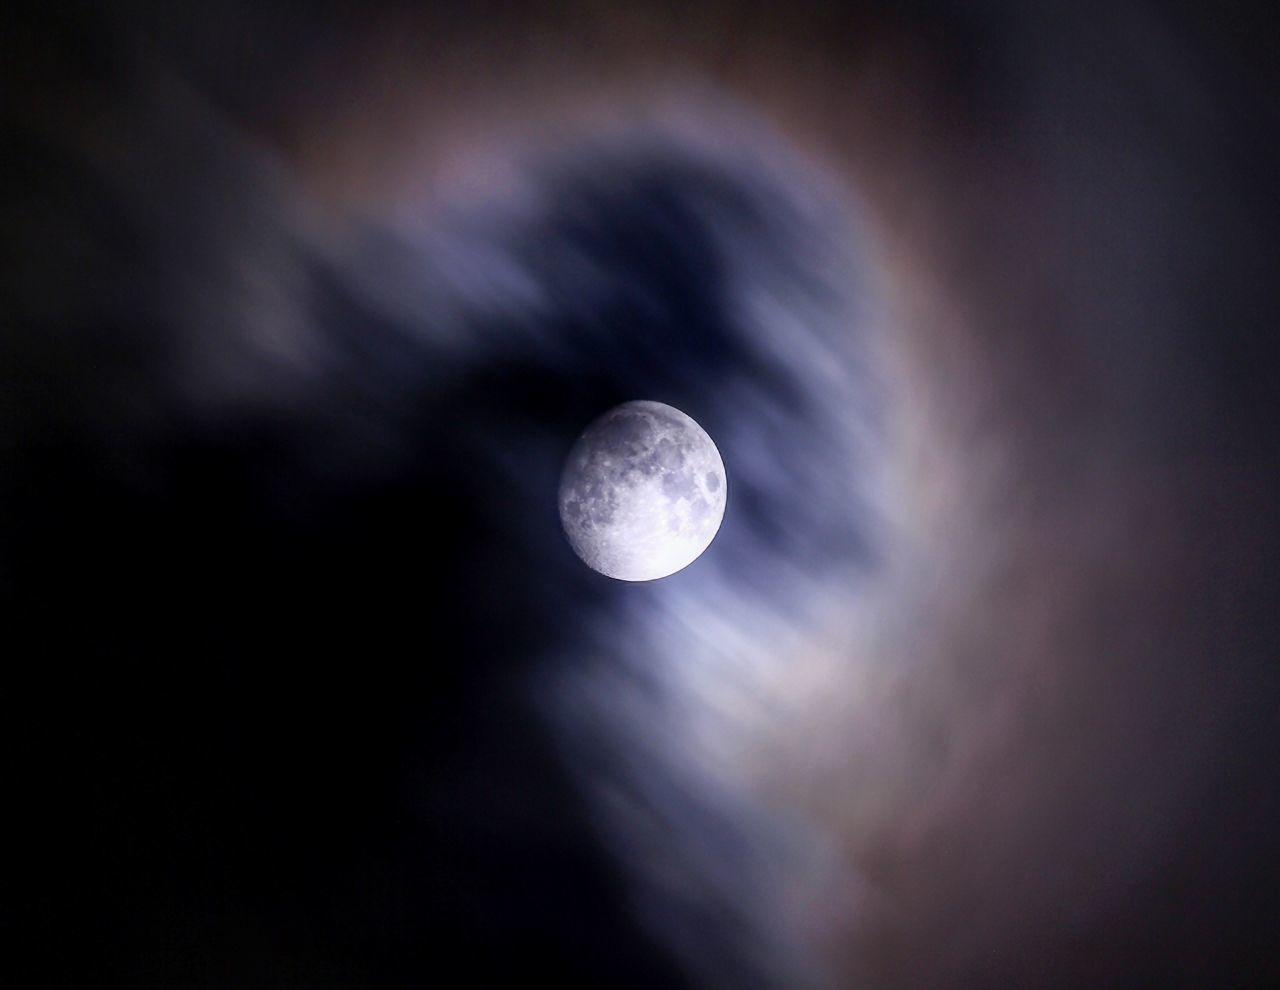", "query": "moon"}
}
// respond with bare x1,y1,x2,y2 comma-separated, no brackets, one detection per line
559,401,727,581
